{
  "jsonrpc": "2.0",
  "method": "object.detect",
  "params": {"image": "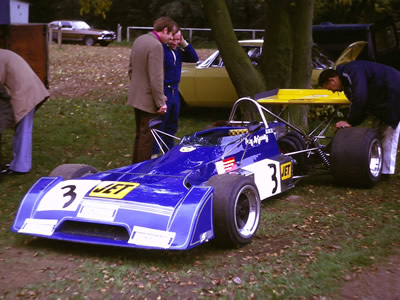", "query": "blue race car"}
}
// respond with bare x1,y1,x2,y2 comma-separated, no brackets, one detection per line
11,93,383,250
